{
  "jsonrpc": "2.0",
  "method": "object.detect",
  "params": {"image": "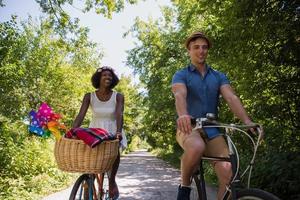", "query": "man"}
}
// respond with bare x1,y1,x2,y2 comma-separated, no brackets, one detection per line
172,32,253,200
